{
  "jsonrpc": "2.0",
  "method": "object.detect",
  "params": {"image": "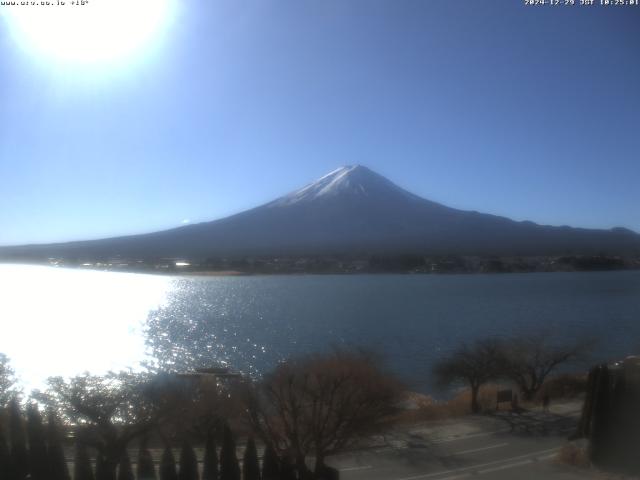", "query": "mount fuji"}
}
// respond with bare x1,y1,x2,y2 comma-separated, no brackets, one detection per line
2,165,639,260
